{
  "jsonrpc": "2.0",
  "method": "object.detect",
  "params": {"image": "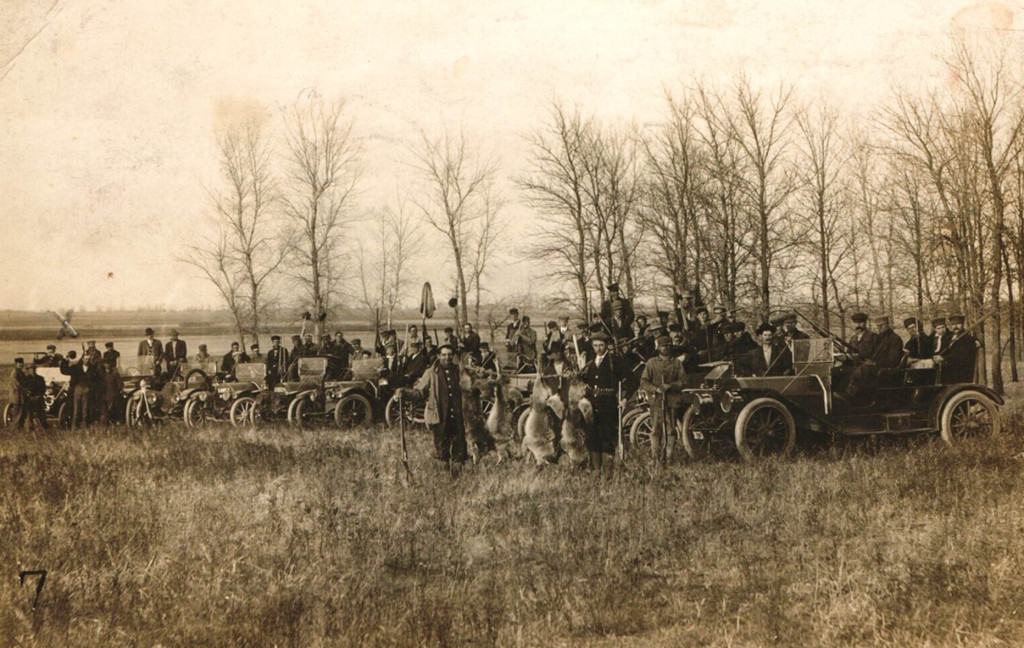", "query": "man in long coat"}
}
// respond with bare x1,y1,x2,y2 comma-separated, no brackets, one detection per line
412,344,469,465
